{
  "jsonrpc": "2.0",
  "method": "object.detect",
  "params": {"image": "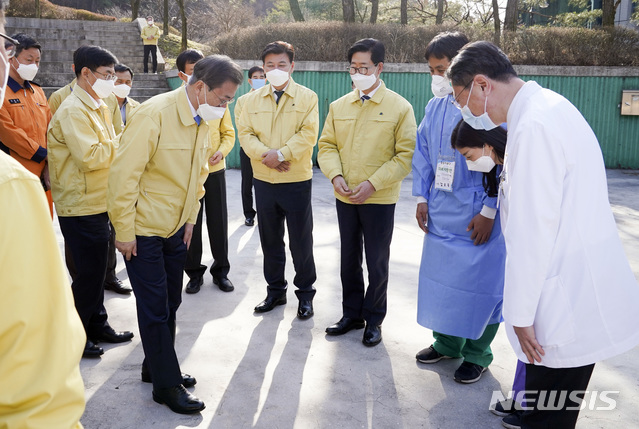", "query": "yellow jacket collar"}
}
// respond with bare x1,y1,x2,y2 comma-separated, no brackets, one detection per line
262,77,298,100
73,83,102,111
349,80,387,105
176,86,199,127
